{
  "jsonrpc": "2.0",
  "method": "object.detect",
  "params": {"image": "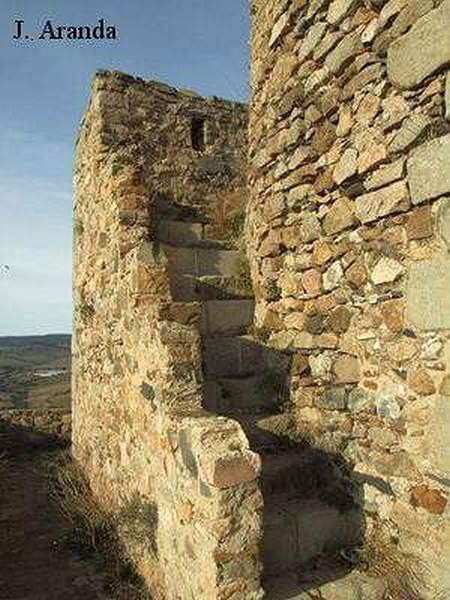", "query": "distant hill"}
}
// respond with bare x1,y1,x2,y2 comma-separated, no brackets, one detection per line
0,335,71,410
